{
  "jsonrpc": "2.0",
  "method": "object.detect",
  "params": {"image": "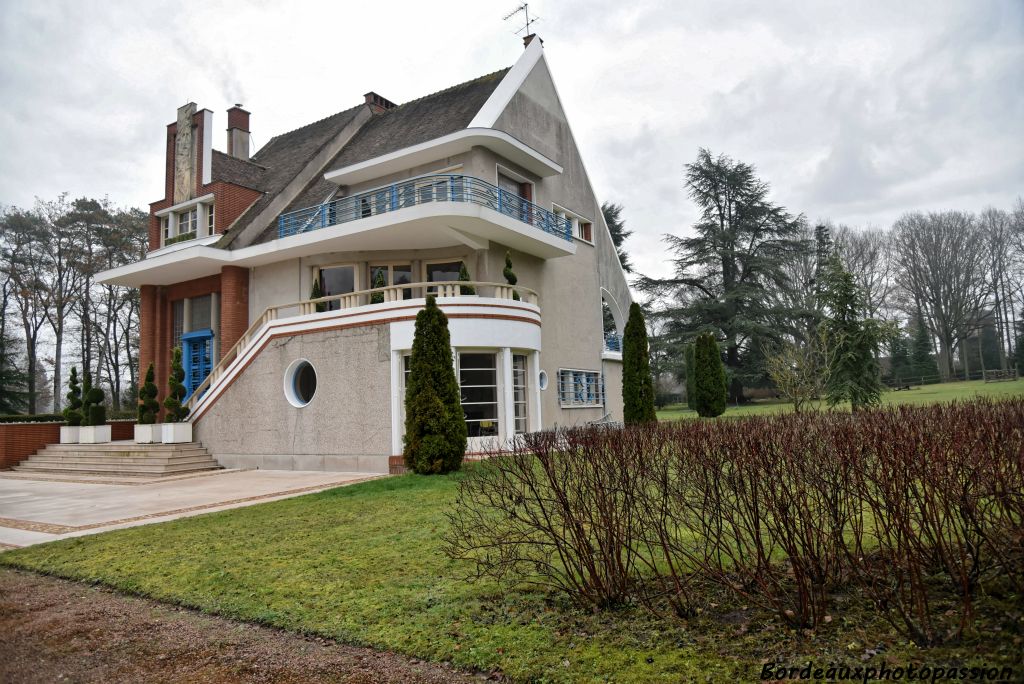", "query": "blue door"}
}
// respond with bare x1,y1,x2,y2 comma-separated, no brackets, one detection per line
181,328,214,400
